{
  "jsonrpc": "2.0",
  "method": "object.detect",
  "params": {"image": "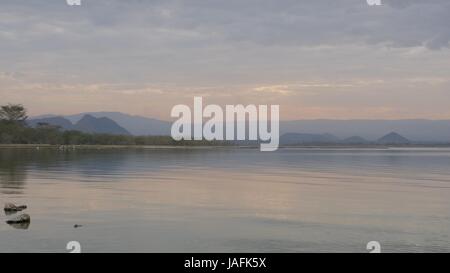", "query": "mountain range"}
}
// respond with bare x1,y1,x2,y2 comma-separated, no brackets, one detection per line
28,114,130,135
31,112,170,136
281,119,450,143
279,132,410,145
29,112,450,143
